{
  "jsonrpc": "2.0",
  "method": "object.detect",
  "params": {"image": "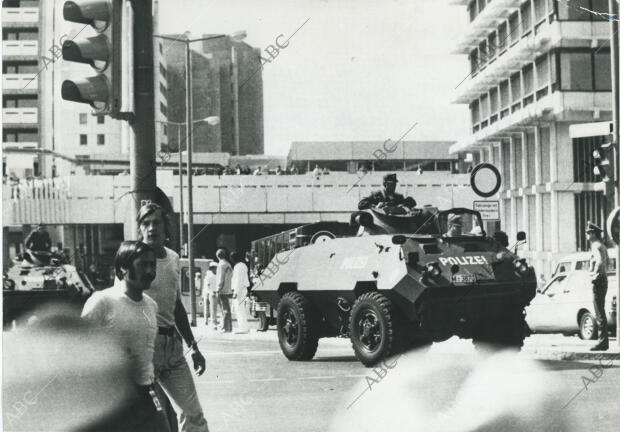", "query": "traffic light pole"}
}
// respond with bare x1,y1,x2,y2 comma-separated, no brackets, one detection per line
610,0,620,345
129,0,156,230
186,42,197,327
